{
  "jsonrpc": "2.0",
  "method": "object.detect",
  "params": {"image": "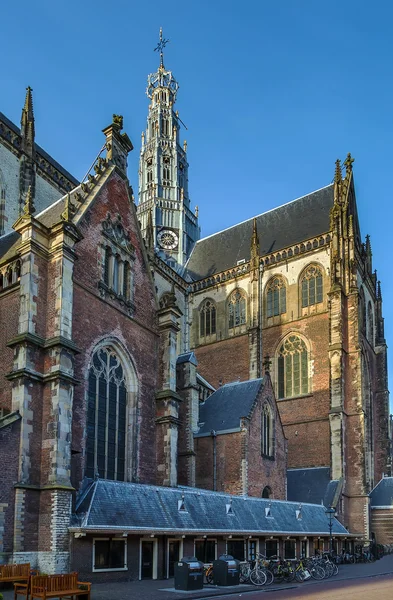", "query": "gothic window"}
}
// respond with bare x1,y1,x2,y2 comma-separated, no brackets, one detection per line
86,347,127,481
359,288,366,335
199,299,216,339
277,335,309,399
367,301,374,345
301,265,323,307
102,246,132,302
147,170,153,184
228,289,247,329
261,403,273,458
266,277,287,317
